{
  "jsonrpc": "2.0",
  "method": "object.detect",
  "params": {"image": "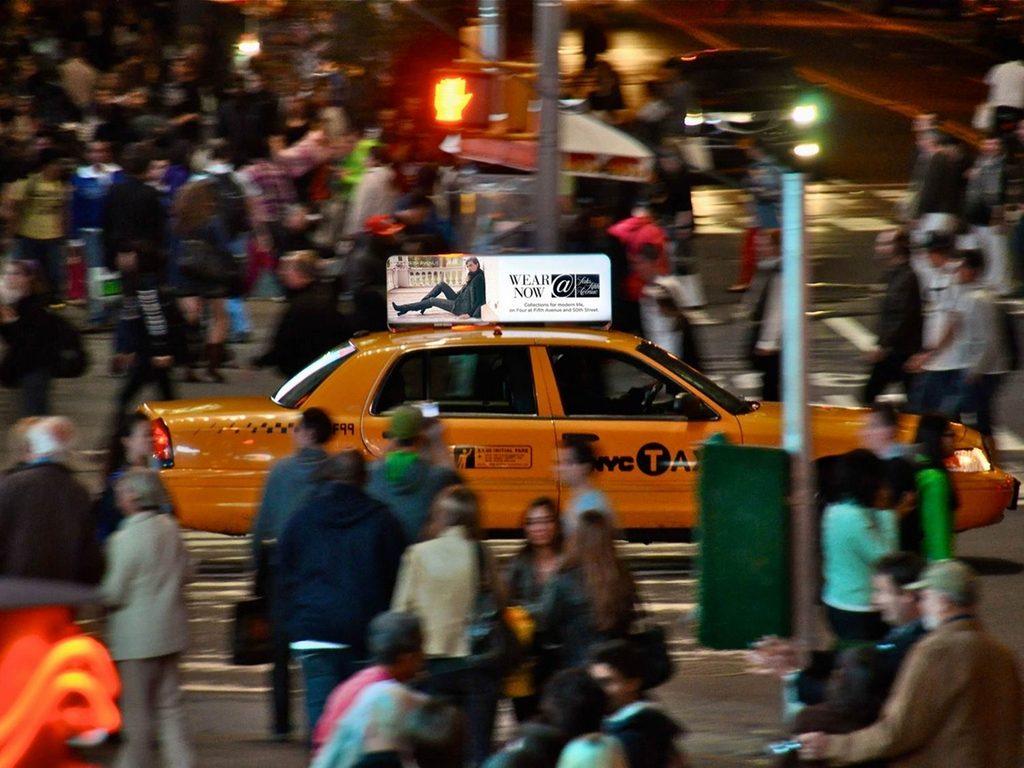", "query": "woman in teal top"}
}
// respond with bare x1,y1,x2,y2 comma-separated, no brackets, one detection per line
821,449,899,645
912,413,957,560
